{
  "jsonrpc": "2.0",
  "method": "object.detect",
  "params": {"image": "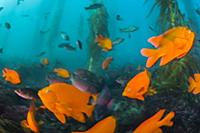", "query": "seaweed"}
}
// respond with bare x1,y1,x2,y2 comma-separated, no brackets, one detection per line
87,0,109,74
151,54,200,93
144,1,200,132
146,0,186,31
